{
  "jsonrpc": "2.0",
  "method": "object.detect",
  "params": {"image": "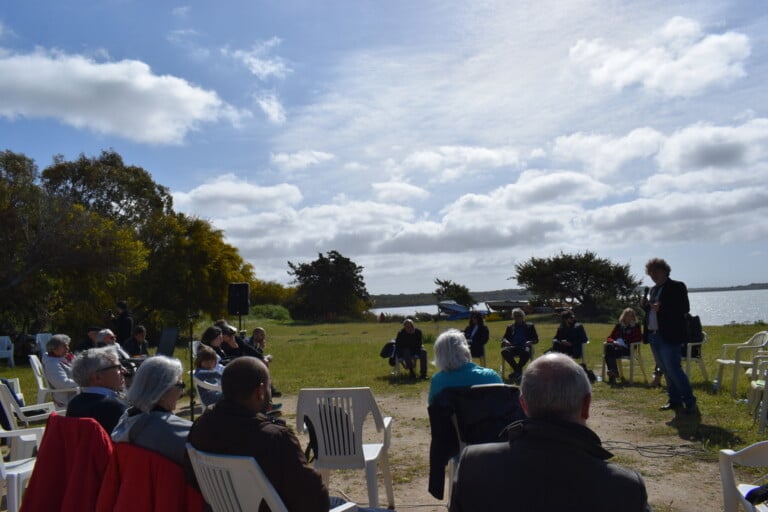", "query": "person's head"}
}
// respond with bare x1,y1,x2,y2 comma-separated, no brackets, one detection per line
86,326,101,341
126,356,184,413
133,325,147,341
560,310,576,327
96,329,117,345
215,320,237,343
116,300,128,312
47,334,71,357
511,308,526,324
195,345,218,370
433,329,472,372
251,327,266,345
71,347,125,391
403,319,416,333
645,258,671,284
618,307,637,327
469,312,484,326
520,353,591,424
222,357,271,413
201,326,223,347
